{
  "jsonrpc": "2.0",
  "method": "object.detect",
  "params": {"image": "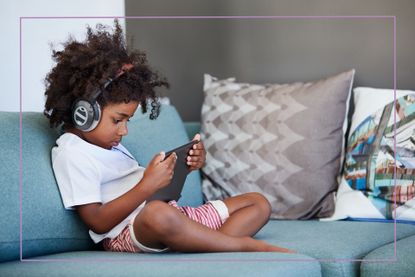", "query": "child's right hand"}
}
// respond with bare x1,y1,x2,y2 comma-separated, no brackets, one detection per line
142,152,177,193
